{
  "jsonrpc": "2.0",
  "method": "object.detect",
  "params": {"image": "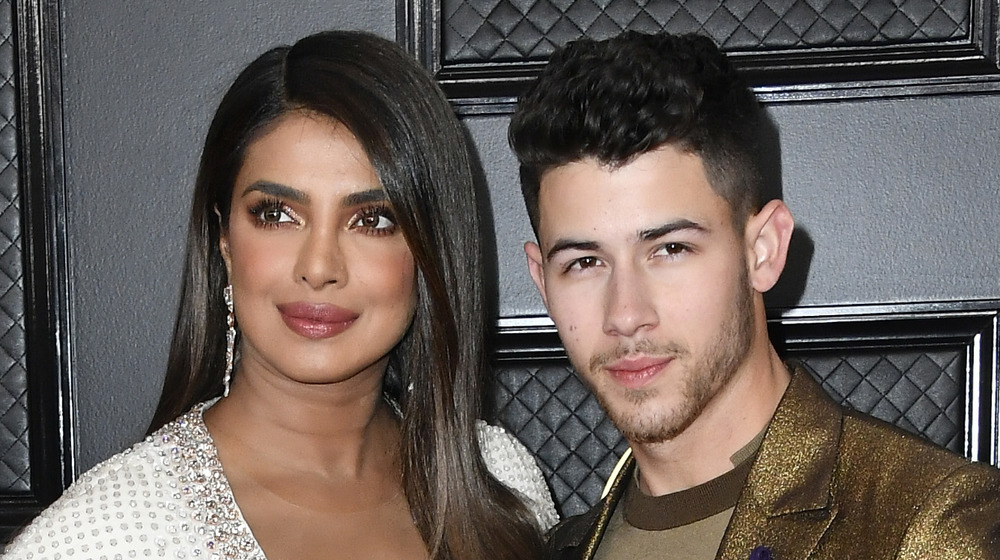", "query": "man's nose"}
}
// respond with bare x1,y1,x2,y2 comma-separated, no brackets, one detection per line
602,266,658,338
